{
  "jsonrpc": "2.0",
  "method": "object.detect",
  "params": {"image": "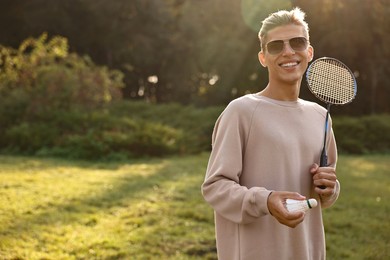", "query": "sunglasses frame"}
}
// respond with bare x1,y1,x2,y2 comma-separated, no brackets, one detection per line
265,37,309,55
